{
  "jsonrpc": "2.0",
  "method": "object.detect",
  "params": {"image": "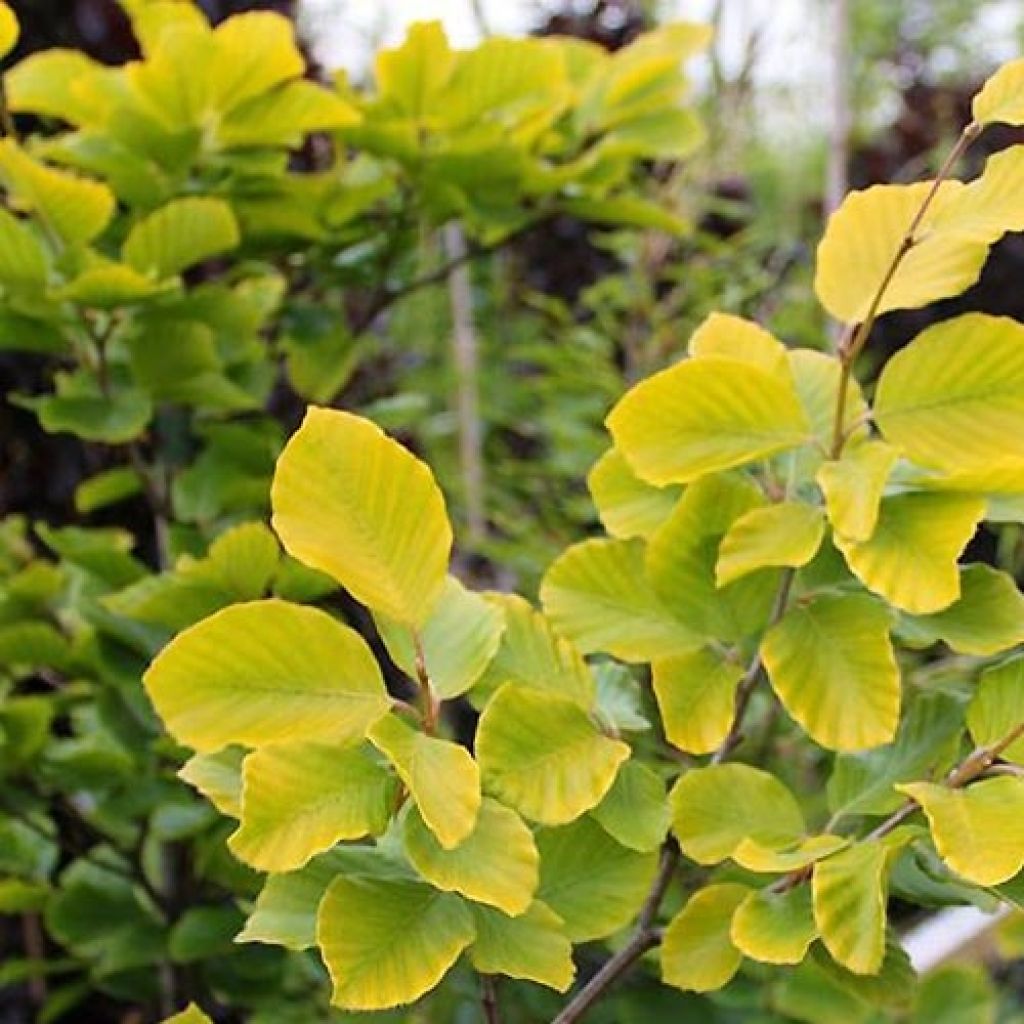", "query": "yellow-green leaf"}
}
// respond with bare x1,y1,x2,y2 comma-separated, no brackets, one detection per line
898,778,1024,885
374,21,455,119
973,57,1024,126
762,592,900,752
607,356,810,486
367,712,479,850
646,474,779,642
652,646,744,756
967,655,1024,763
788,349,870,456
161,1005,212,1024
468,900,574,992
687,312,788,375
716,501,825,586
816,441,899,542
210,11,304,112
317,874,474,1011
874,314,1024,475
812,840,891,975
403,798,538,916
834,493,983,615
591,759,669,853
0,208,48,289
536,816,657,941
375,575,505,700
123,197,240,278
669,763,804,866
814,181,987,324
178,748,243,818
271,408,452,628
731,886,817,965
143,600,389,752
0,2,18,59
540,537,700,662
662,883,749,993
219,80,360,147
229,742,395,872
587,446,681,539
476,683,628,825
58,264,168,307
733,834,849,874
6,51,105,124
933,147,1024,242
